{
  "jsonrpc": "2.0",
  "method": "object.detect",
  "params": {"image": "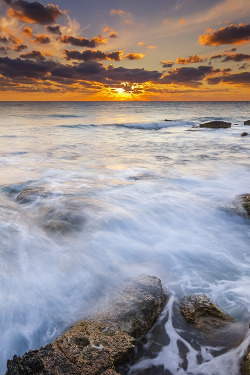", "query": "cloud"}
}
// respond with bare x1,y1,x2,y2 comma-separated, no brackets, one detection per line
176,55,203,64
199,24,250,46
0,56,57,78
34,34,50,44
210,52,250,62
46,24,61,35
109,9,124,16
64,49,123,61
124,53,144,60
207,71,250,85
60,35,107,48
20,50,47,60
179,19,185,25
22,26,32,37
13,43,27,51
162,65,213,86
106,65,162,83
103,27,118,38
0,36,9,43
5,0,64,25
161,60,174,68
